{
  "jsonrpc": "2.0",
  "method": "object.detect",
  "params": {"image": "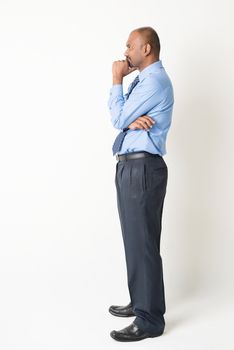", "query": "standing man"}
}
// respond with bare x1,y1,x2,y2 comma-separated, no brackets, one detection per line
107,26,174,342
